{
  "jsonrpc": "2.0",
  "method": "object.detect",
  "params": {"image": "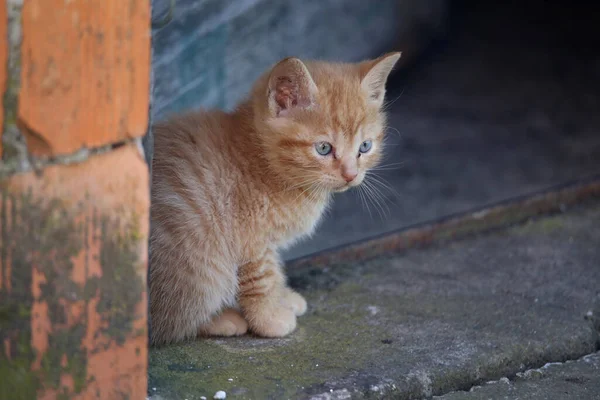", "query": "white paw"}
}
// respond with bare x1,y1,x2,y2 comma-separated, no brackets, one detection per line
248,305,297,337
199,309,248,337
282,288,307,316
